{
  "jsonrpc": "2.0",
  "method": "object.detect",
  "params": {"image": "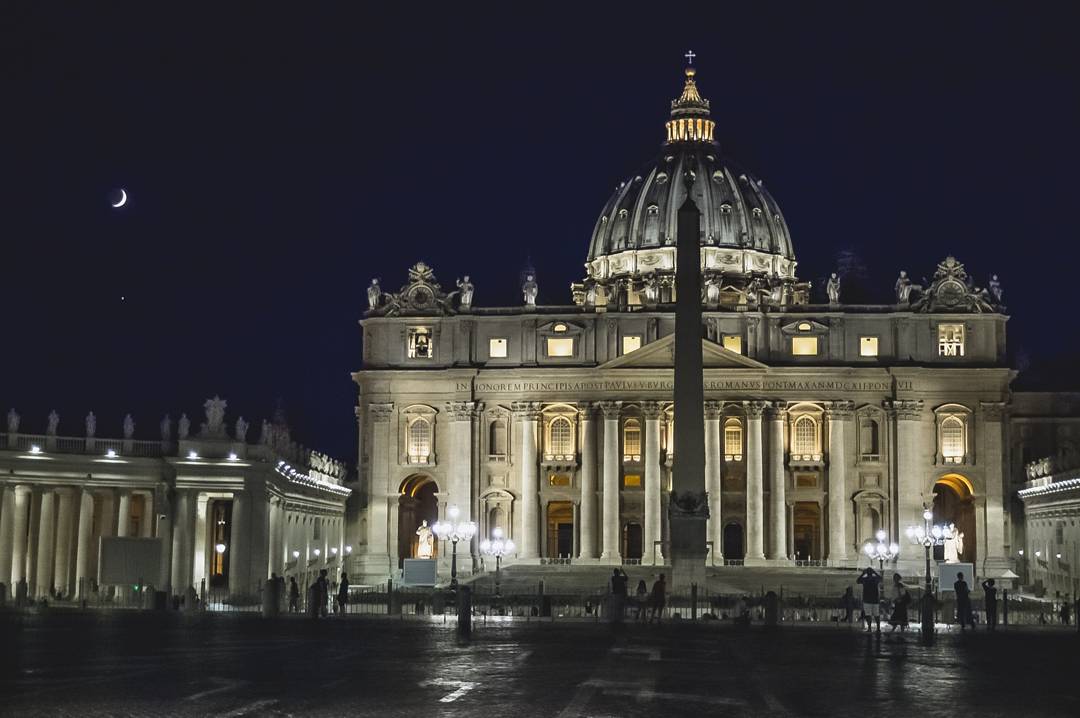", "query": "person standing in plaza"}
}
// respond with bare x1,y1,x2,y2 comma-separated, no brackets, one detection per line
337,573,350,615
857,567,883,634
318,569,330,618
888,574,910,634
955,572,976,630
648,573,667,624
981,578,998,631
610,568,628,622
288,576,300,613
841,586,856,624
634,579,648,621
